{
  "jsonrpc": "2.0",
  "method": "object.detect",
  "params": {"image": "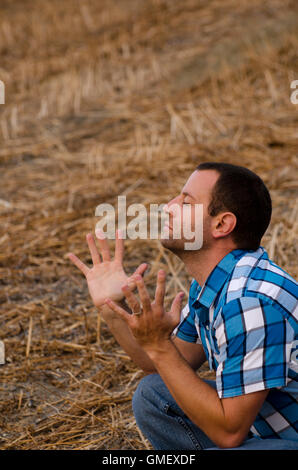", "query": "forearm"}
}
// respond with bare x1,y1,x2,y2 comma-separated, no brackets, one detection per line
100,302,157,374
146,340,239,448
